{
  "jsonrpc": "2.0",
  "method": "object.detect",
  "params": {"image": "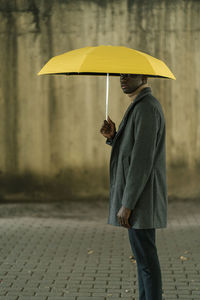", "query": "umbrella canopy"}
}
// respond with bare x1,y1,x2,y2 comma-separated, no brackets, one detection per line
38,45,176,119
38,45,175,79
